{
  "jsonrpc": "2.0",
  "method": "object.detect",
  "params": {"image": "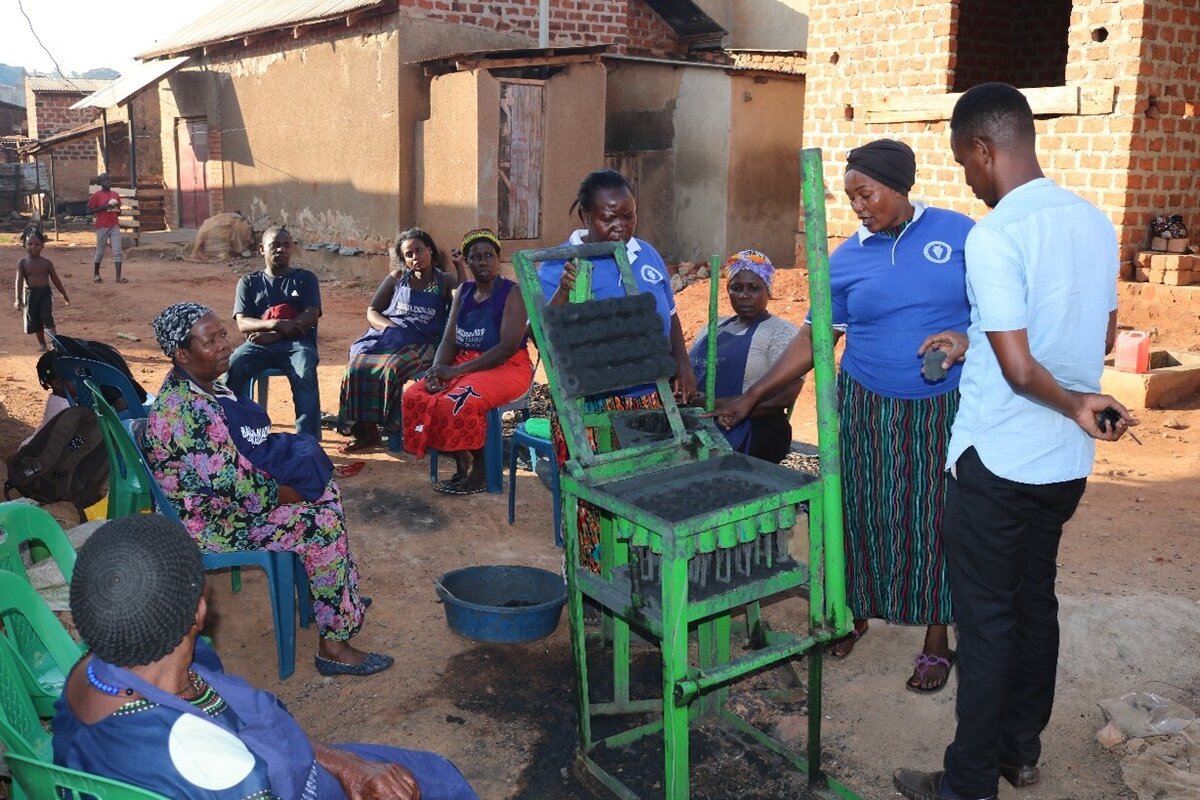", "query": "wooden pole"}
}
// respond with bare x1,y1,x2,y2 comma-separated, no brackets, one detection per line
49,153,59,241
